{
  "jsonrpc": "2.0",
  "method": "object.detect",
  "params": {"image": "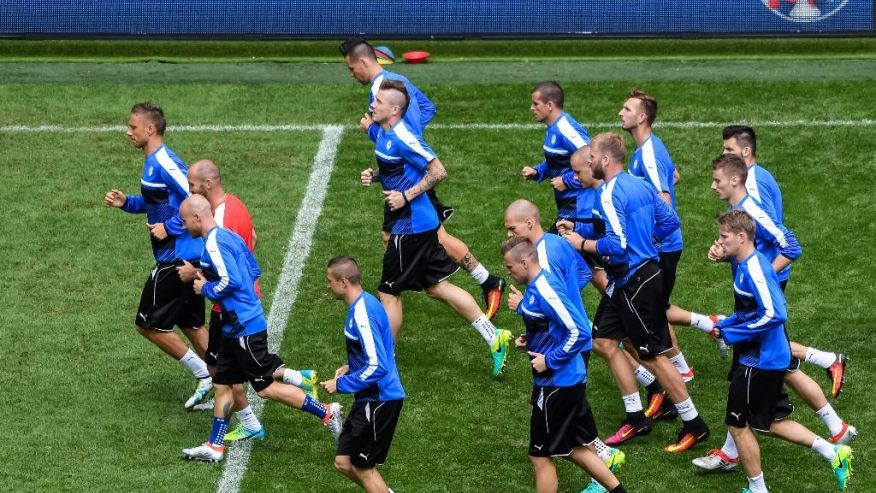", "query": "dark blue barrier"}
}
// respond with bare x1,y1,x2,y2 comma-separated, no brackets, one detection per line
0,0,871,37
